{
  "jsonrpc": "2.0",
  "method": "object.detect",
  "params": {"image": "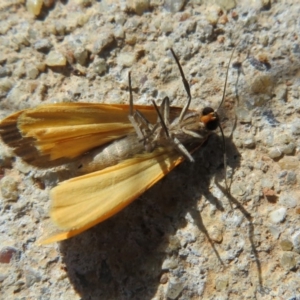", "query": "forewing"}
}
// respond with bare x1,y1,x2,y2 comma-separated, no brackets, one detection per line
0,103,179,167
